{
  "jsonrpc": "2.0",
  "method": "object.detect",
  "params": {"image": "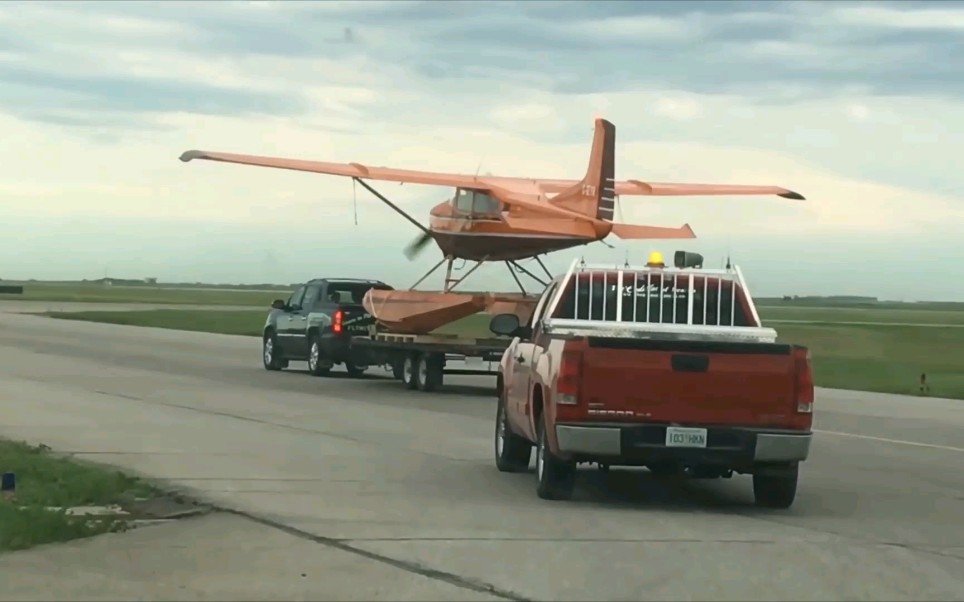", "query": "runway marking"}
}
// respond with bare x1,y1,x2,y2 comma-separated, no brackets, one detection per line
814,429,964,453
